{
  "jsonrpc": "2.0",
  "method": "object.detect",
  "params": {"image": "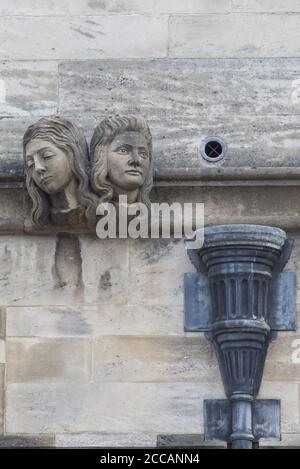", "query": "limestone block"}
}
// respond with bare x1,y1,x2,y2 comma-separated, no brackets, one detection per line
128,238,191,307
59,58,300,118
259,381,300,433
55,433,156,448
169,15,300,58
0,0,231,15
6,304,184,337
0,118,29,176
264,330,300,383
69,0,231,15
0,340,5,364
0,235,129,306
232,1,300,12
0,190,24,232
0,308,5,338
157,186,300,232
0,435,55,447
6,338,92,383
59,59,300,169
264,334,300,382
0,235,56,306
80,236,129,305
92,336,219,382
6,382,224,434
0,61,58,118
0,0,69,15
0,16,168,60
